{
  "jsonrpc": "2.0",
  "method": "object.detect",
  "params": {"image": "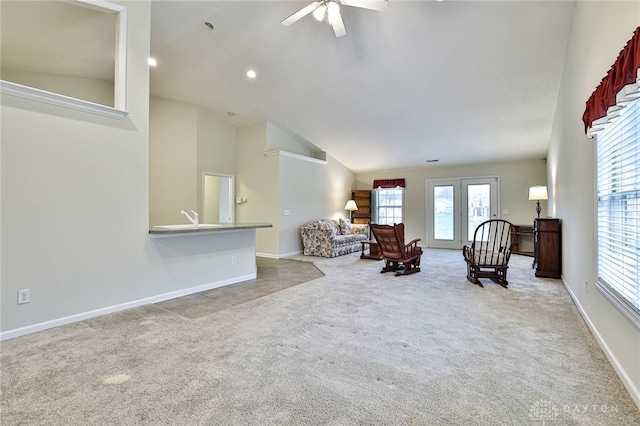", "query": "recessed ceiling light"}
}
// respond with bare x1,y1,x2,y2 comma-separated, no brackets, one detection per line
227,111,235,117
148,57,157,67
203,21,214,31
246,70,257,79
